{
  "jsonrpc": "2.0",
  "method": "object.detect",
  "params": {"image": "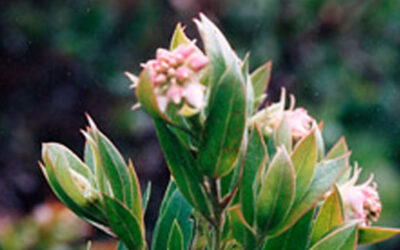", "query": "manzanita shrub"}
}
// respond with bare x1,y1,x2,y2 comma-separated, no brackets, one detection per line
39,14,400,250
